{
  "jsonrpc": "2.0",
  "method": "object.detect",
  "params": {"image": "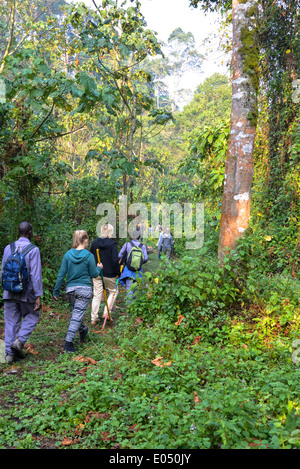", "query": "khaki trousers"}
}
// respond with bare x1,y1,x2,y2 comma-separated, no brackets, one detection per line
91,276,118,322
